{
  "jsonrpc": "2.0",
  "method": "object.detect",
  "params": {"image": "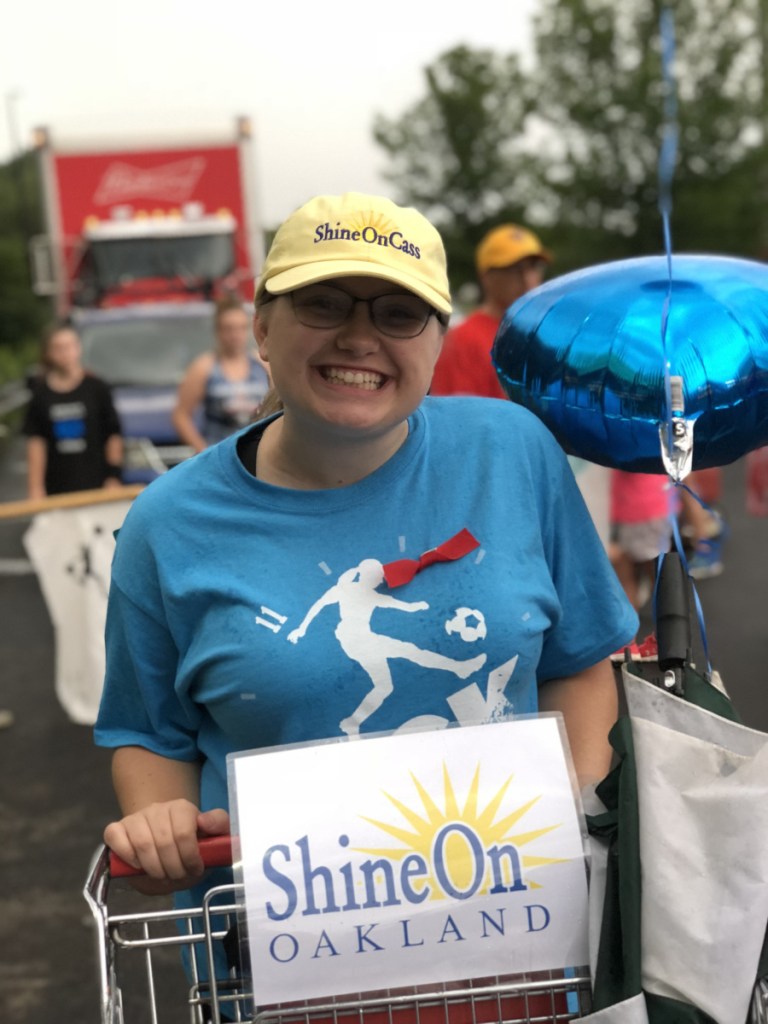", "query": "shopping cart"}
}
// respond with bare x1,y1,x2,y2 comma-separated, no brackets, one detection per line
84,836,593,1024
